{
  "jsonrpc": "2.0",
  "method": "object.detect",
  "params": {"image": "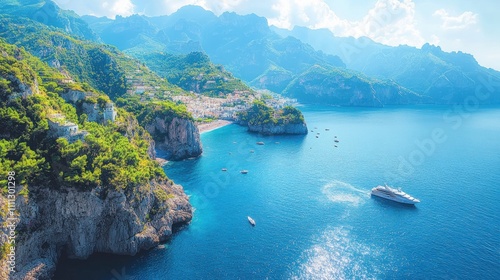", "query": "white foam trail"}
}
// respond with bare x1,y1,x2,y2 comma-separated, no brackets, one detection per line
321,180,370,206
290,227,385,280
